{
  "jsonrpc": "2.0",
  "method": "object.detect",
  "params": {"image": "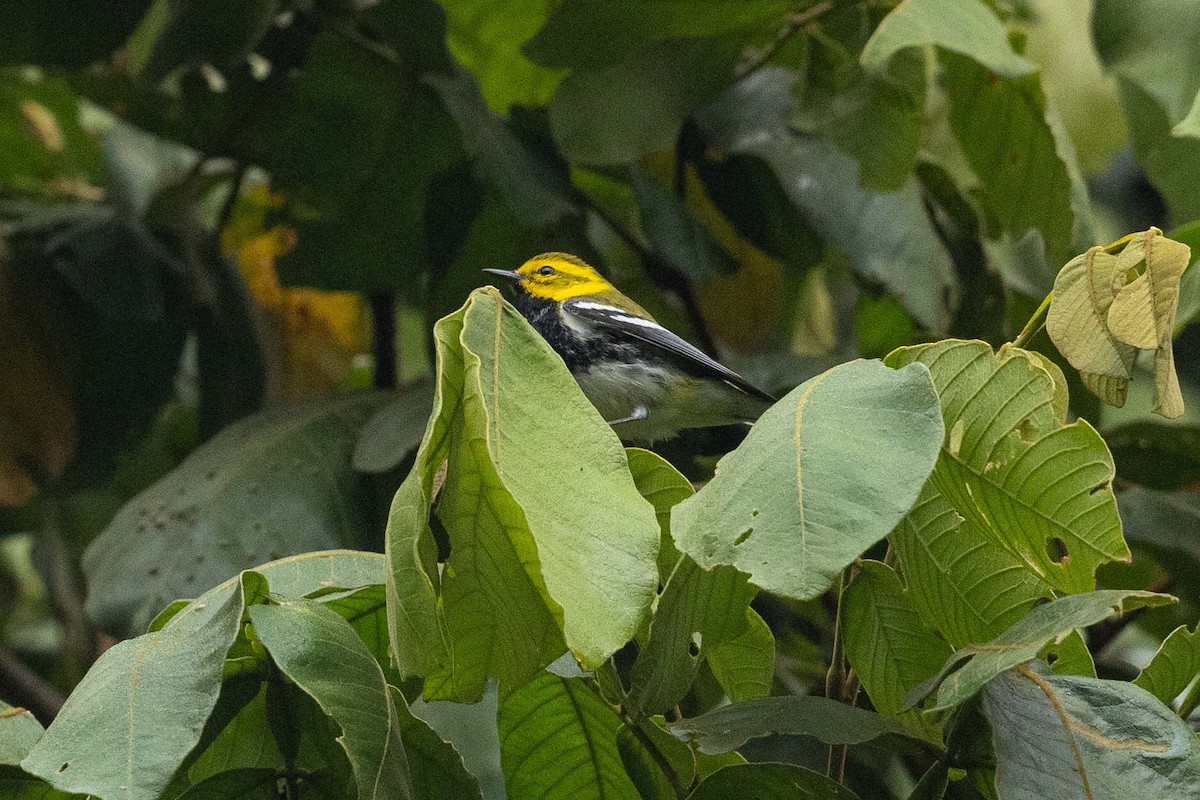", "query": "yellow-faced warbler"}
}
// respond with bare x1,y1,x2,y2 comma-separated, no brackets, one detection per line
484,253,775,441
